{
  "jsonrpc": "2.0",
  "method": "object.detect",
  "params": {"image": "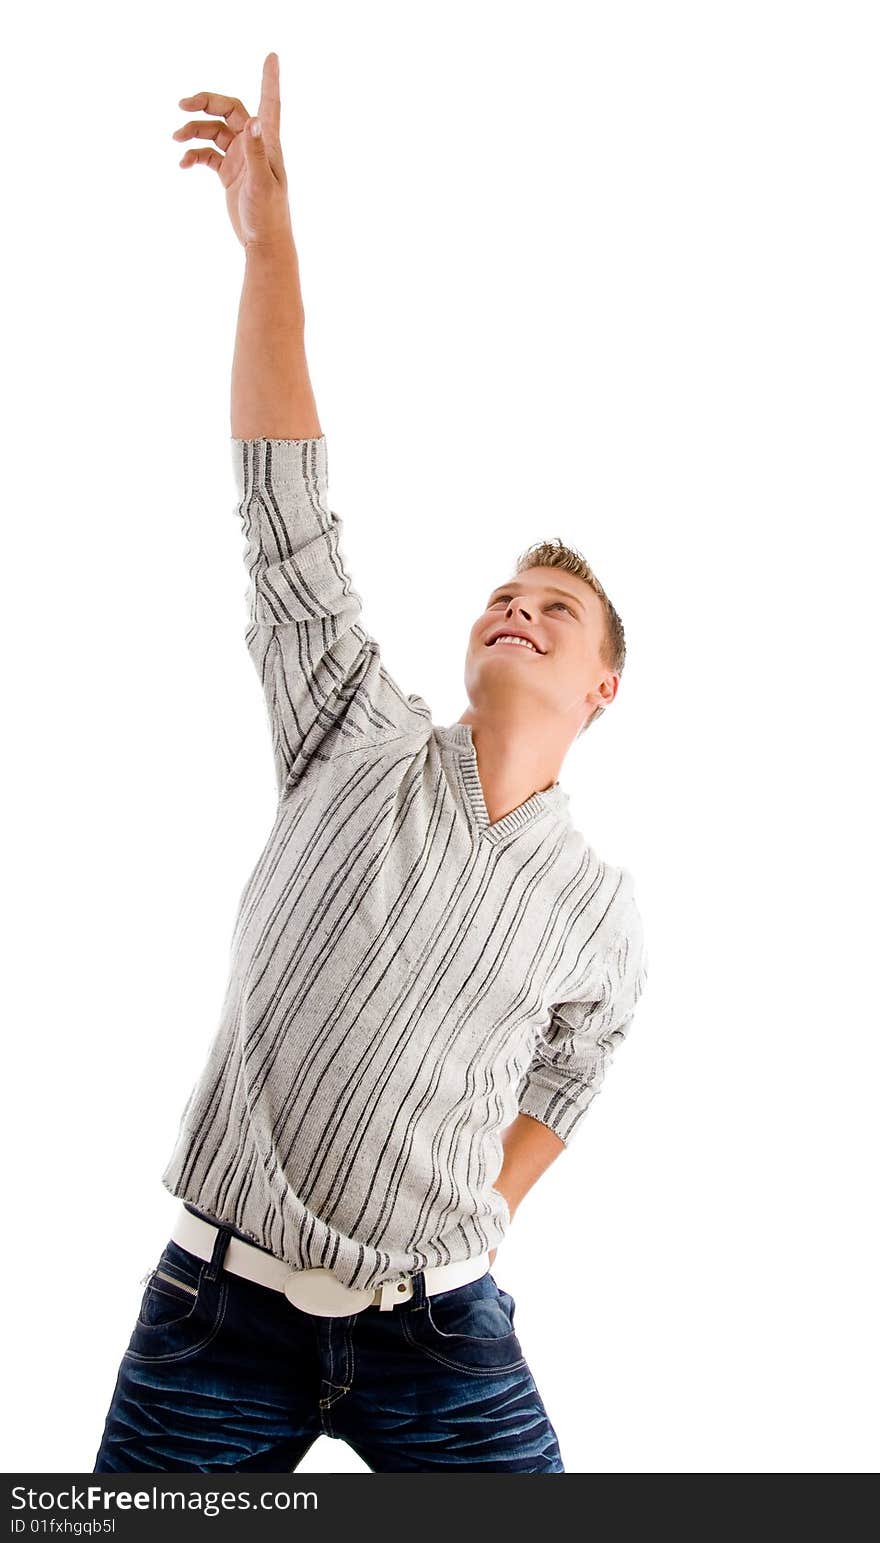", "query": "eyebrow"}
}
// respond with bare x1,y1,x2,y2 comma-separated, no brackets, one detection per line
488,582,586,617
